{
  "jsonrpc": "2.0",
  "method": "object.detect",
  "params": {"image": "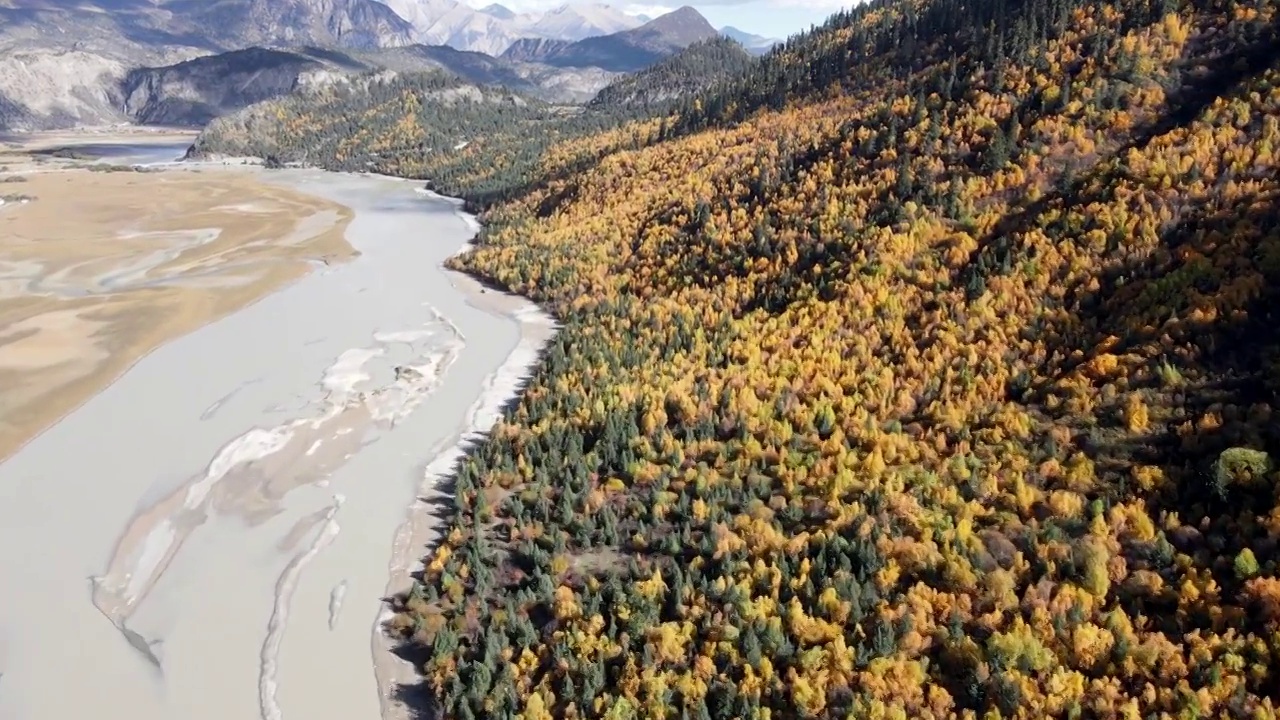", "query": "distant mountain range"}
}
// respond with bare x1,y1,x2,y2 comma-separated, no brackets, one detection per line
371,0,646,55
120,44,610,127
719,26,781,55
0,0,778,131
501,7,719,72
